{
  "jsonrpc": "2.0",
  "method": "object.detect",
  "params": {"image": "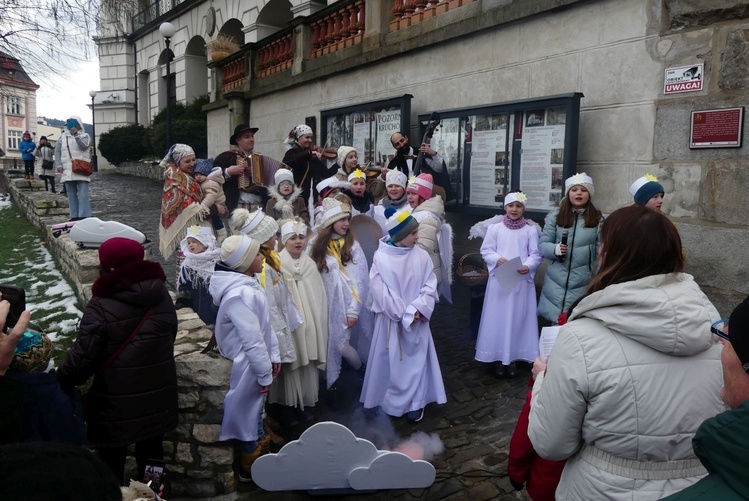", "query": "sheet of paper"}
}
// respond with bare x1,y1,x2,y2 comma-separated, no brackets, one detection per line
539,326,561,363
493,256,525,294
